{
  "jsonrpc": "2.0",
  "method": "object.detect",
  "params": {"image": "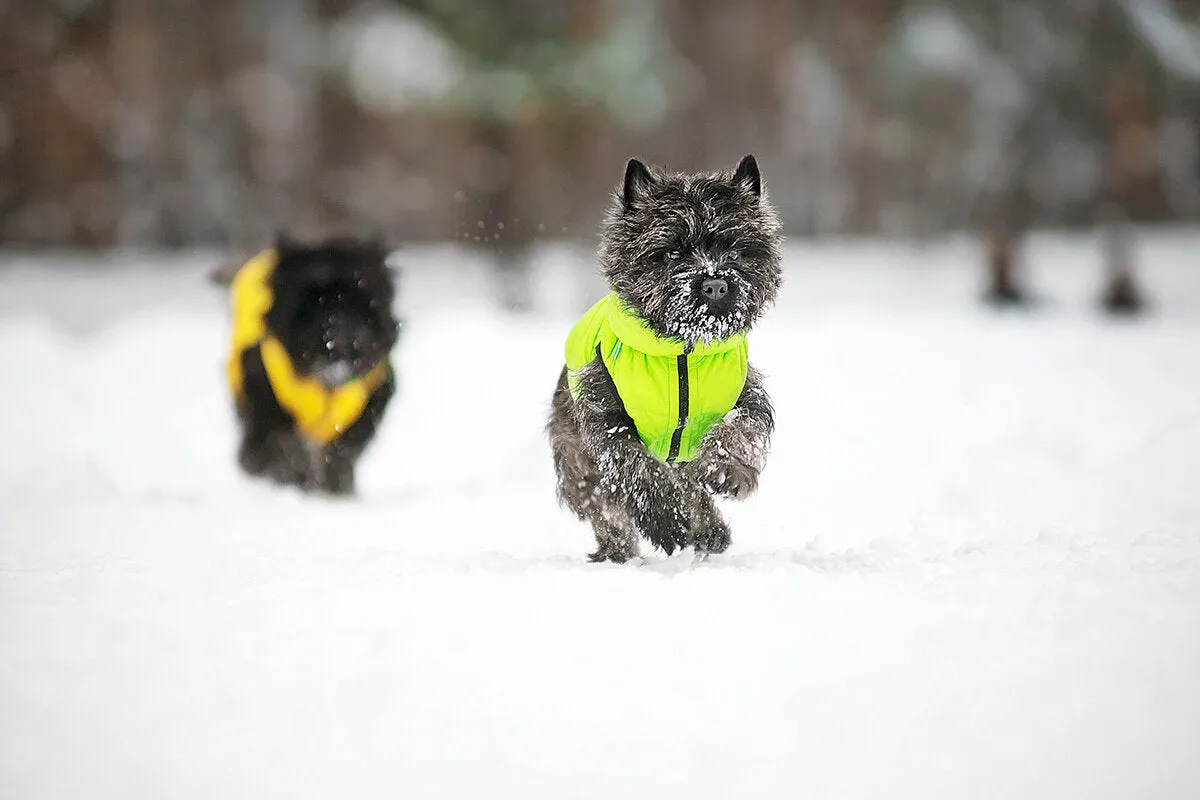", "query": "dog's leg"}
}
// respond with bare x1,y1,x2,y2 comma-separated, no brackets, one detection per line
548,368,602,519
681,477,732,555
687,364,775,501
587,516,639,563
317,455,354,496
236,345,310,487
570,359,690,555
313,371,396,496
551,369,641,563
237,425,271,477
240,424,308,487
262,431,311,488
236,348,277,478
